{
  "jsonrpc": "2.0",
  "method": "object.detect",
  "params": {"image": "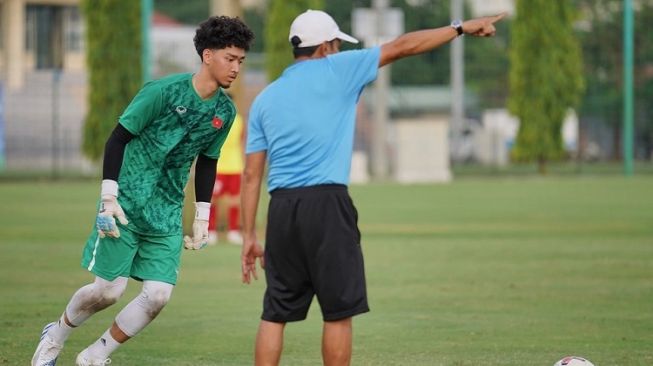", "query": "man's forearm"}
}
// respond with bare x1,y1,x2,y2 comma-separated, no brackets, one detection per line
380,26,457,66
379,14,504,67
241,179,261,238
241,152,266,238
